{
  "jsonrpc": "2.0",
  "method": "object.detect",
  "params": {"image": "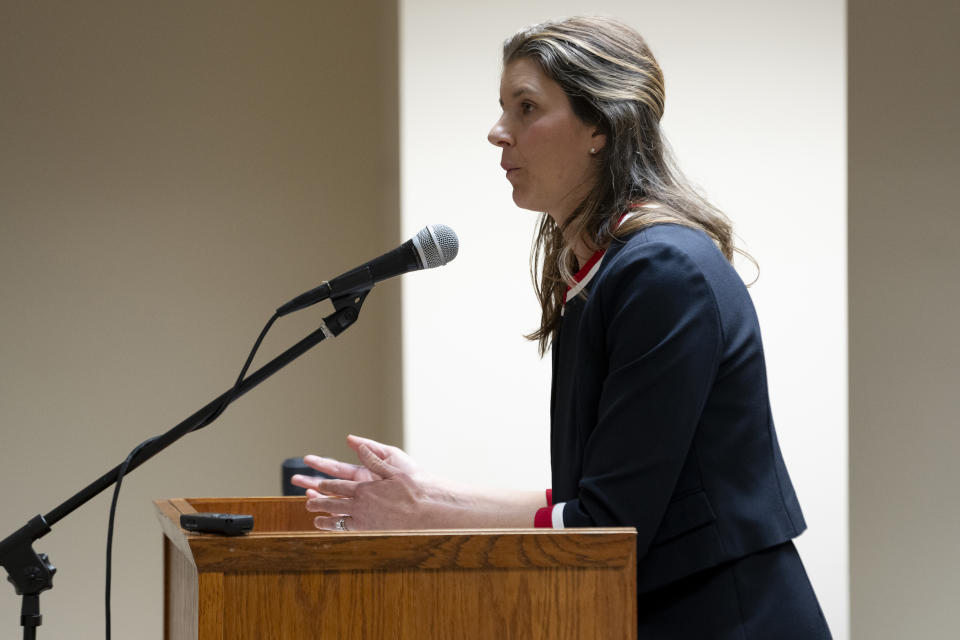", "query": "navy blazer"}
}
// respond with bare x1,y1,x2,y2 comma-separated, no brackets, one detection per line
550,223,806,594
